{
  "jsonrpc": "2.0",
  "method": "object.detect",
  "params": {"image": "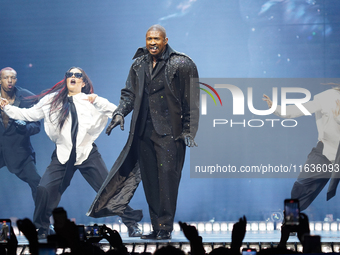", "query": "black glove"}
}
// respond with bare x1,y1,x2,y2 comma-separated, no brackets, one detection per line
106,114,124,136
14,120,26,133
175,133,198,147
